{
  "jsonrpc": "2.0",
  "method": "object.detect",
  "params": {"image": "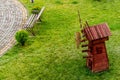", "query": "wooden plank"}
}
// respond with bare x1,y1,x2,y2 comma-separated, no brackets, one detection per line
75,32,81,48
92,37,108,44
27,14,37,27
85,21,94,40
24,14,36,28
83,56,92,58
29,15,38,28
96,25,103,38
103,24,109,36
23,6,45,29
94,26,100,40
99,24,106,37
103,23,111,36
23,15,33,28
91,26,98,40
36,6,45,20
105,23,111,35
84,28,93,41
82,44,88,47
81,39,88,42
94,26,101,39
87,27,94,40
26,14,36,25
82,49,90,53
84,28,89,40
